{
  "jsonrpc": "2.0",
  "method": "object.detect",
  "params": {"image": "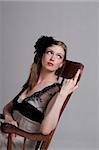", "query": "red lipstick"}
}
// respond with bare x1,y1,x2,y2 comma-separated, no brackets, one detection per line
48,62,54,66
